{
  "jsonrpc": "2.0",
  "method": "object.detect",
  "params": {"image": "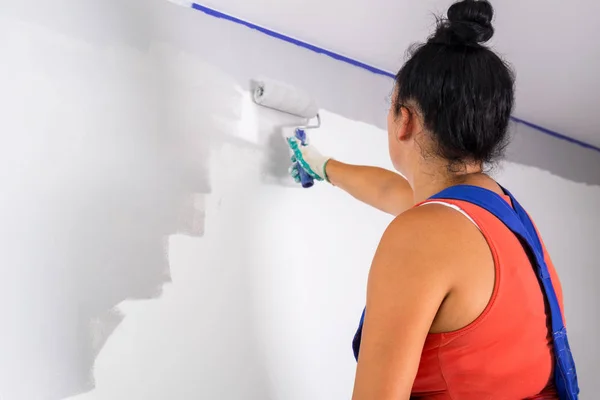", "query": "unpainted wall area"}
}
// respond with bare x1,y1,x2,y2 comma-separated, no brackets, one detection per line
507,122,600,186
1,0,599,400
